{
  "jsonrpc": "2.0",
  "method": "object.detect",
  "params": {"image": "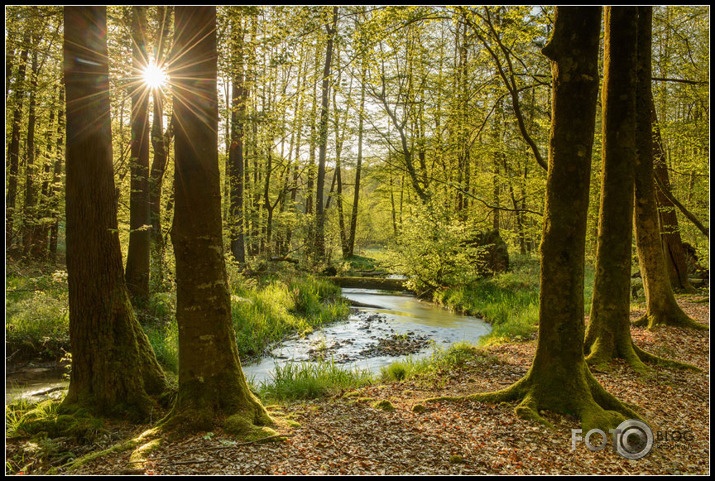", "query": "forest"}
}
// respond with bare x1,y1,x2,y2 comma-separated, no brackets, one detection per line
5,5,710,475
